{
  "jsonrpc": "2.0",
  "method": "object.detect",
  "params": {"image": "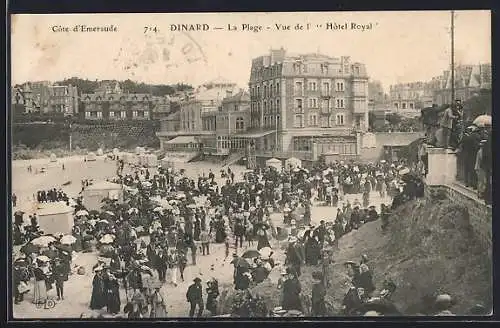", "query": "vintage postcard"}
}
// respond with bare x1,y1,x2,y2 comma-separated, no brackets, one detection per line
9,11,492,319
